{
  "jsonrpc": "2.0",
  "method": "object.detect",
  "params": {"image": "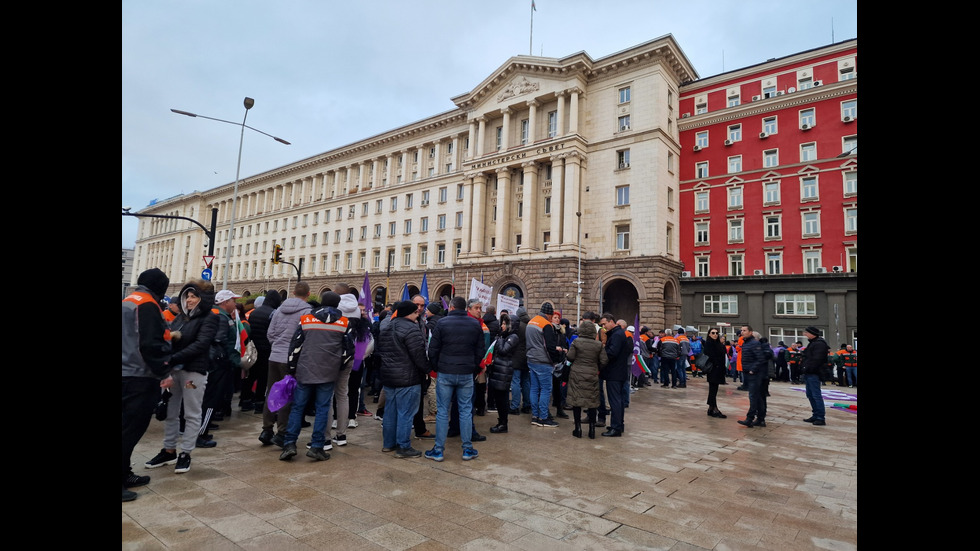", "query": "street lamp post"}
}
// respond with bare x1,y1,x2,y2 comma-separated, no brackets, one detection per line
171,97,290,290
575,210,583,323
